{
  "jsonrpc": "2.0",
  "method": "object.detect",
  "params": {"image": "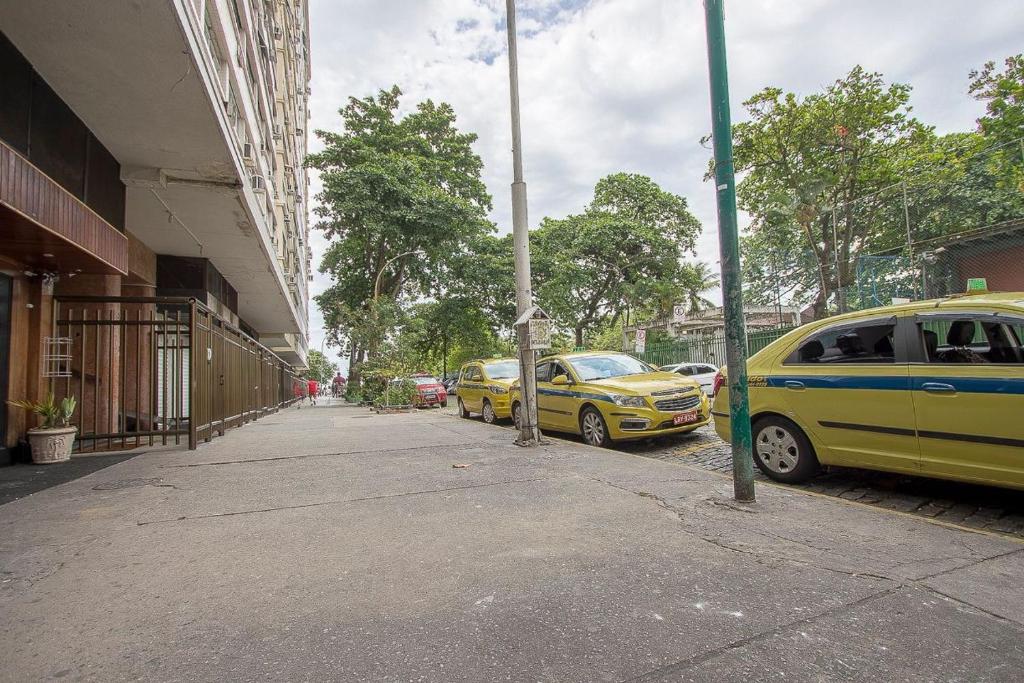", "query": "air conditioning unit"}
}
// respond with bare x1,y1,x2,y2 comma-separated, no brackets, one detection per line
242,142,254,163
273,124,282,139
251,175,266,192
295,127,304,136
